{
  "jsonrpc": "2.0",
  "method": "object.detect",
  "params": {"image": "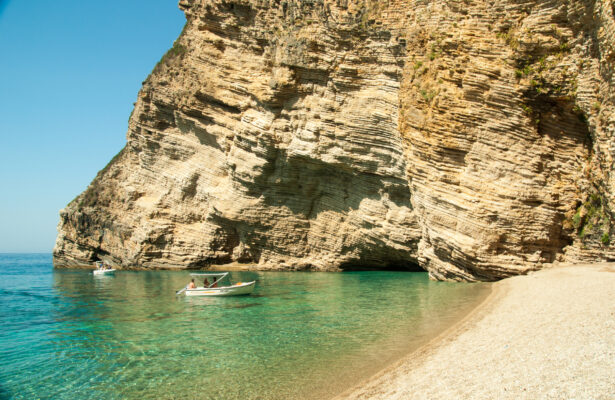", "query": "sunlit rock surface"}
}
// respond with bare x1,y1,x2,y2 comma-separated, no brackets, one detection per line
54,0,615,280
